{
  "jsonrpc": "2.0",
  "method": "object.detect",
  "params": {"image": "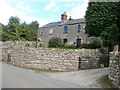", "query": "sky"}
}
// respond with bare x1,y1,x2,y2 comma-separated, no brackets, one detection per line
0,0,89,27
